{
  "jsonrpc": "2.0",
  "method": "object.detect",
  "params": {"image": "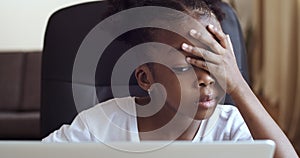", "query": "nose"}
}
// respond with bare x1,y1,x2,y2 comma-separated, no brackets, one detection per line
197,70,215,87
